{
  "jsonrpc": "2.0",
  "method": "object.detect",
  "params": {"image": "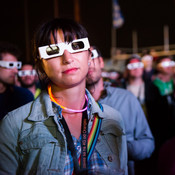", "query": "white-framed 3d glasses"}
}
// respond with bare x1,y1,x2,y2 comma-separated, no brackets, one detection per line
91,49,99,59
0,61,22,69
38,37,90,59
102,71,118,78
18,70,36,77
127,62,144,70
158,61,175,68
